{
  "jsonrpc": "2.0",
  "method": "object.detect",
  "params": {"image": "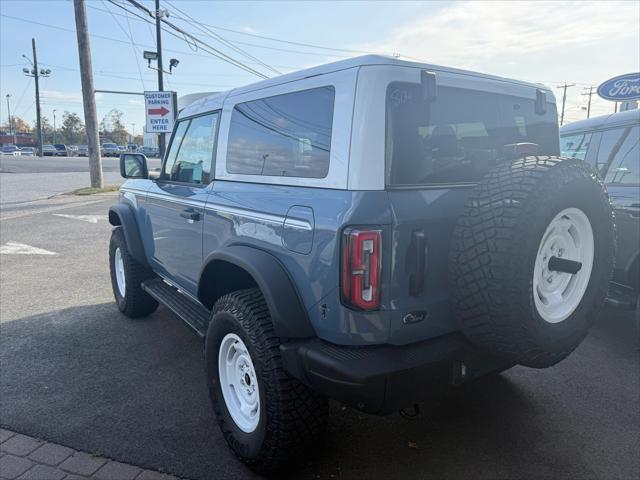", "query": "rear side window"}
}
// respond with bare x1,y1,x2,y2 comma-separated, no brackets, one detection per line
386,83,559,186
226,86,335,178
560,132,593,161
601,126,639,184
